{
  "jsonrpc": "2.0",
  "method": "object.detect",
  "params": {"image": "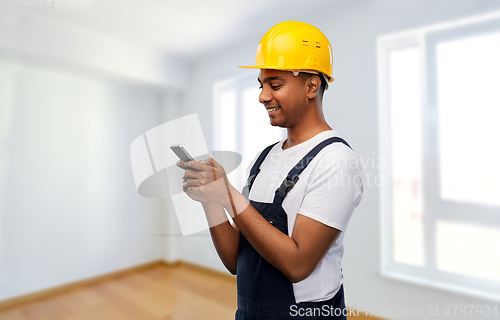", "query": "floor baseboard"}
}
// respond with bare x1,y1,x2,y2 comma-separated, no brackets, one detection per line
0,260,166,310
